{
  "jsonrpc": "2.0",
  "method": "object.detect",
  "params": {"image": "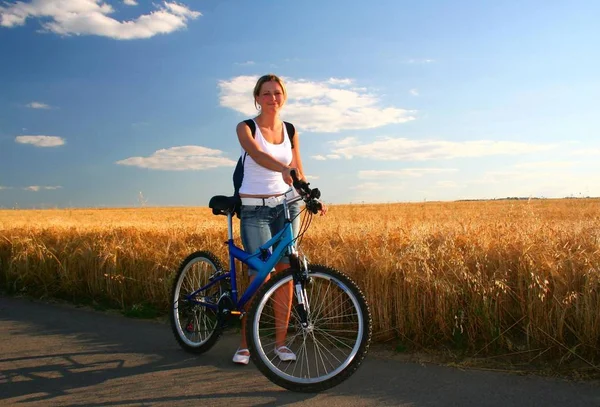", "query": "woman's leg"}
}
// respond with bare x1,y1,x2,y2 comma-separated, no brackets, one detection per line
271,202,301,351
235,205,273,363
273,263,293,349
237,272,270,350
